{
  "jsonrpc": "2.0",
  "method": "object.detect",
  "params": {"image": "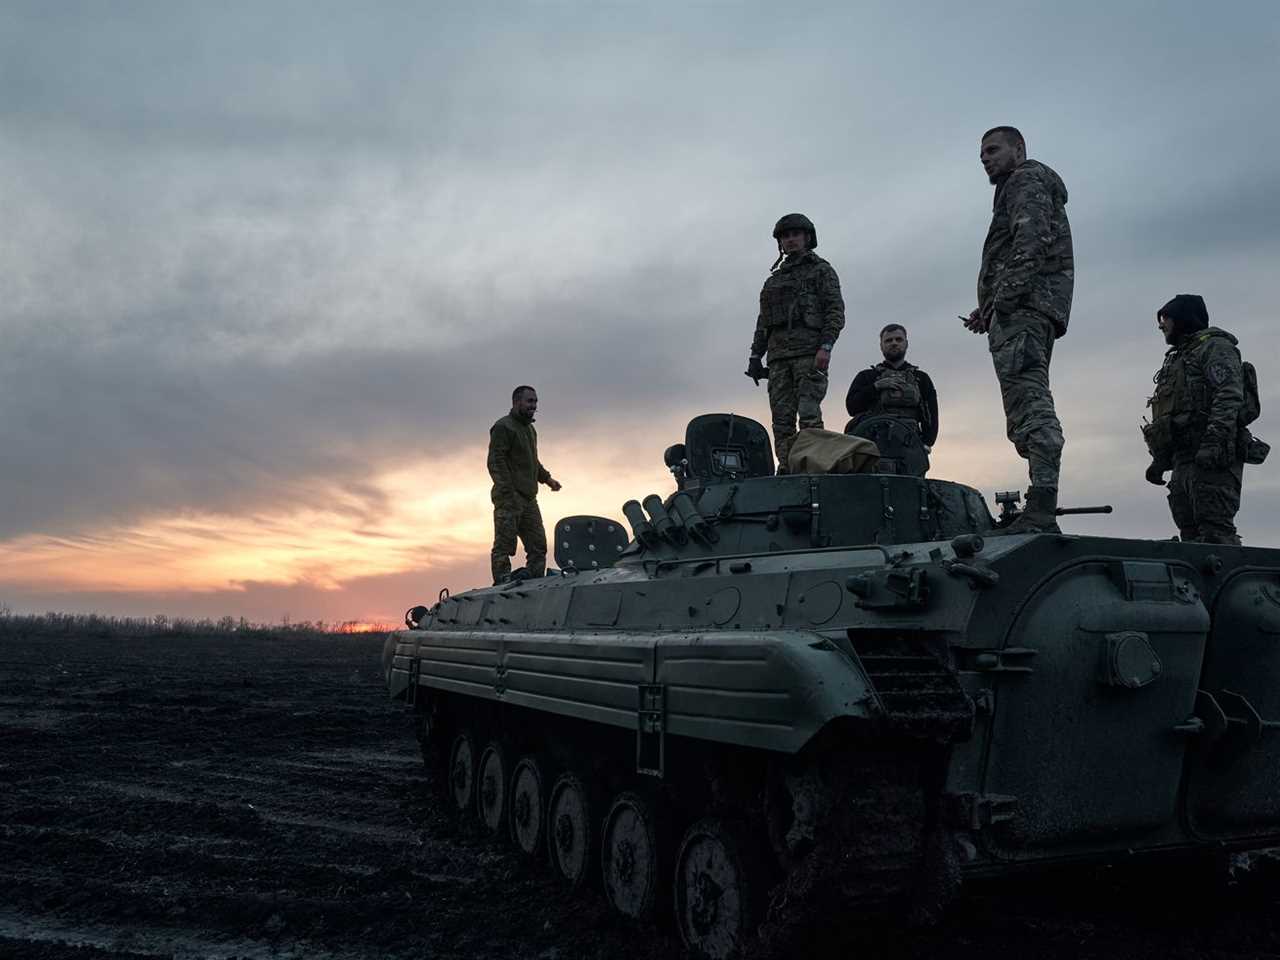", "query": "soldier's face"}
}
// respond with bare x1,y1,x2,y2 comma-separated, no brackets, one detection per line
980,135,1023,183
1157,314,1178,344
778,229,808,255
515,390,538,417
880,330,907,361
